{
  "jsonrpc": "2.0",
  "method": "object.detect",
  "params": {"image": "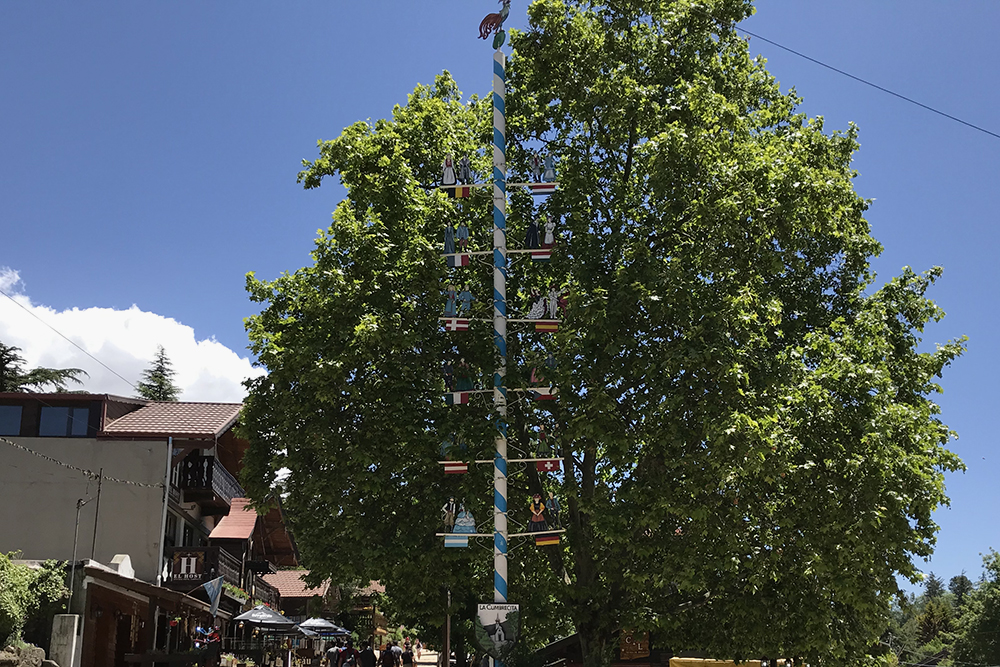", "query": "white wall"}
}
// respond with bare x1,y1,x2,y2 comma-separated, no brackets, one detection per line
0,437,168,582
